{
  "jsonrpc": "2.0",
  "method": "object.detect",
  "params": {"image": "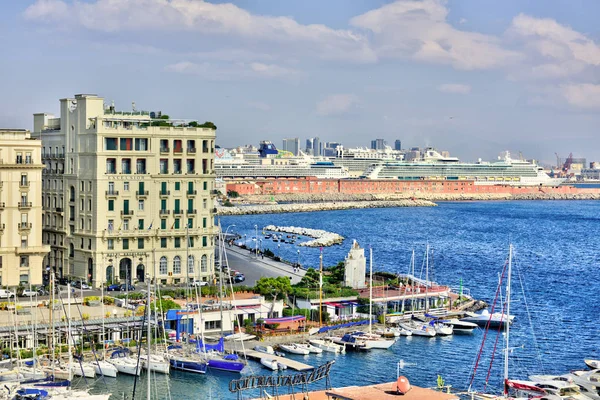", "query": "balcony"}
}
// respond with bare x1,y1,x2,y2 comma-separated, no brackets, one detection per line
19,181,30,188
173,210,184,215
18,202,32,210
55,207,63,213
159,210,170,215
187,147,196,154
105,190,119,197
18,222,32,231
187,190,197,196
186,209,197,215
120,210,134,216
159,190,170,197
160,147,170,154
136,190,149,198
173,148,183,154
